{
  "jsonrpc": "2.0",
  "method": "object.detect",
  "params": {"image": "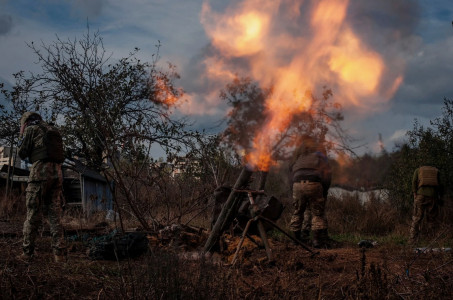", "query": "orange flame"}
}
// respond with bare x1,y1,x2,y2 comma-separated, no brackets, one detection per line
201,0,404,170
153,77,181,107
